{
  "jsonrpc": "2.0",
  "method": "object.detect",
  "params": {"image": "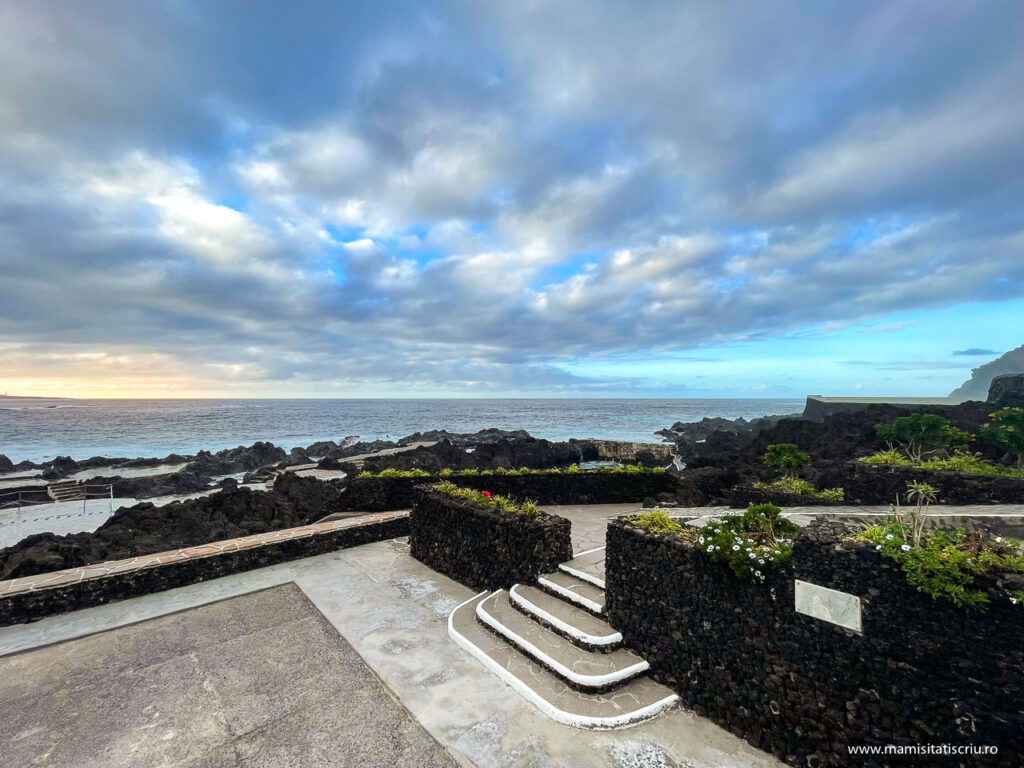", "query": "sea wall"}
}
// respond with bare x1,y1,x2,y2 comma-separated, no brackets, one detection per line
338,471,692,511
605,518,1023,767
0,512,408,626
410,488,572,591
